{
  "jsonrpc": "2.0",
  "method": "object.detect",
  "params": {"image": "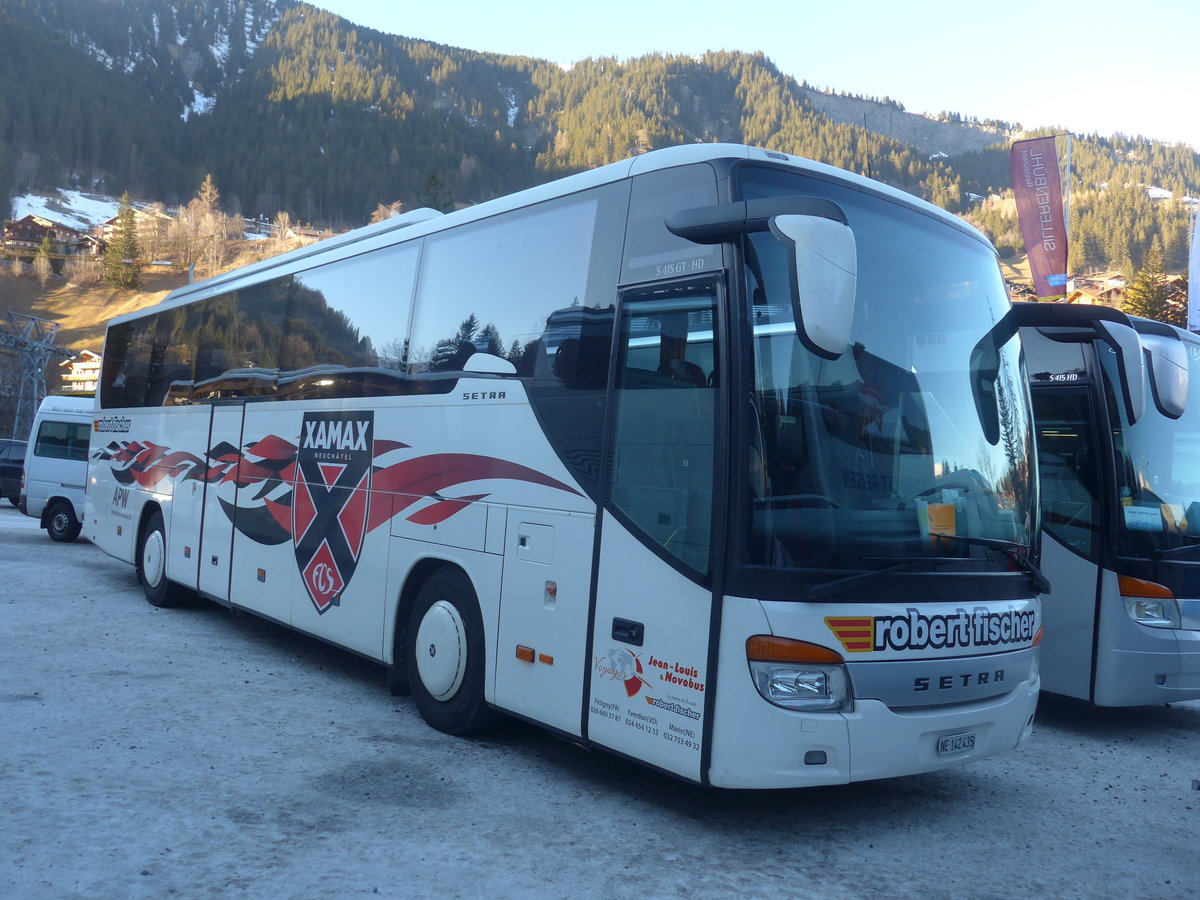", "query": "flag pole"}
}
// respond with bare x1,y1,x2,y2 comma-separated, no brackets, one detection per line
1189,192,1200,333
1062,133,1071,238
